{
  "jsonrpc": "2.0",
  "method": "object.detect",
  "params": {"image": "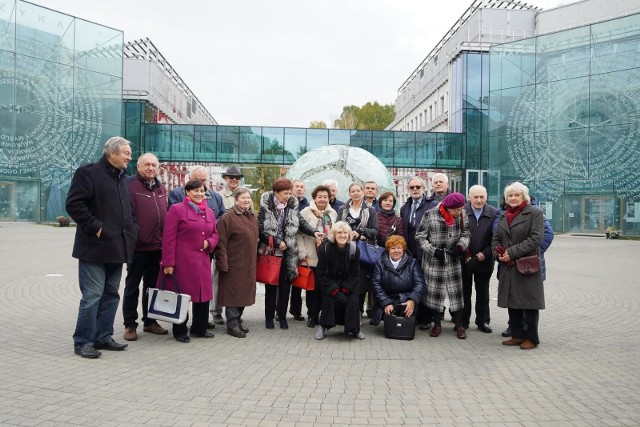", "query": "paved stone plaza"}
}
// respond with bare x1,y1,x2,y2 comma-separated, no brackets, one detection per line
0,223,638,426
